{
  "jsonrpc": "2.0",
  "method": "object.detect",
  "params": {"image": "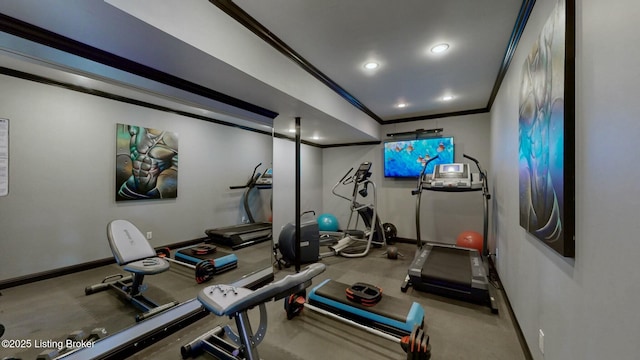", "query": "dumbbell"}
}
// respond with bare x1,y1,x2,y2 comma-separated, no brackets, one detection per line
401,325,432,360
